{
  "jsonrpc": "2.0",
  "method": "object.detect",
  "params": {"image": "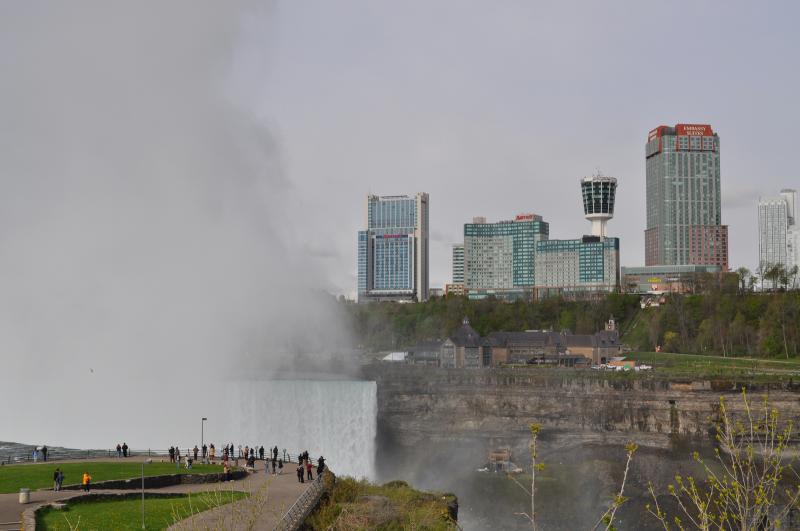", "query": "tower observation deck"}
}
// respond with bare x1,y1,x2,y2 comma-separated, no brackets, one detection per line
581,173,617,238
